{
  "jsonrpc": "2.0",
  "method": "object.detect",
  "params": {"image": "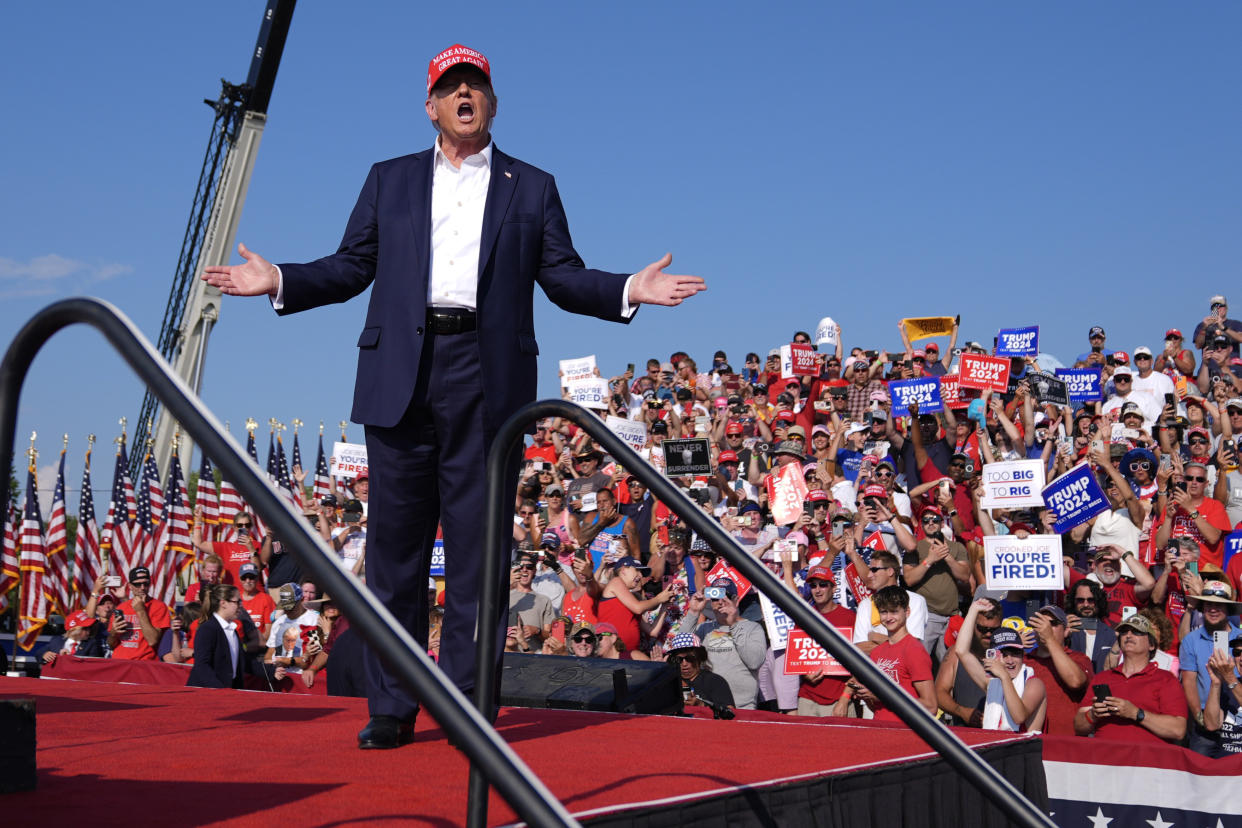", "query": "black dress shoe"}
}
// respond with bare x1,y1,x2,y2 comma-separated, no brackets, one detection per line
357,715,415,749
